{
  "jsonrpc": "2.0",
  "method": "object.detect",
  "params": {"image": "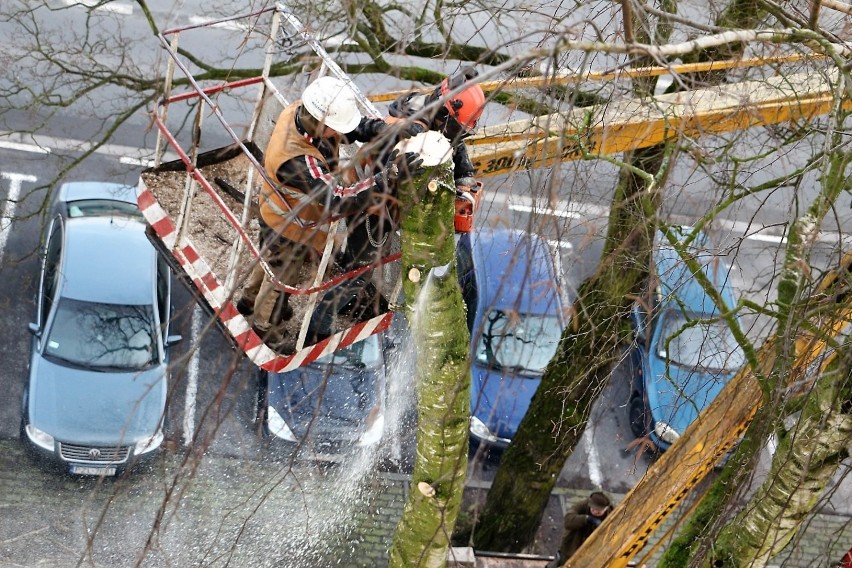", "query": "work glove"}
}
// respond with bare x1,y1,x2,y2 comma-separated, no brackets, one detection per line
397,120,427,139
586,515,602,528
374,149,425,194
